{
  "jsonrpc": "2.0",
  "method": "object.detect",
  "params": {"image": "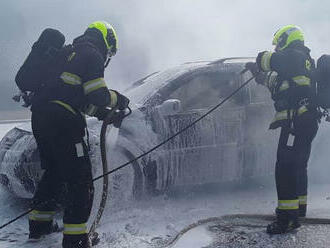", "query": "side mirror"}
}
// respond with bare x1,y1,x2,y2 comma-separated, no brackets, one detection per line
155,99,182,116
